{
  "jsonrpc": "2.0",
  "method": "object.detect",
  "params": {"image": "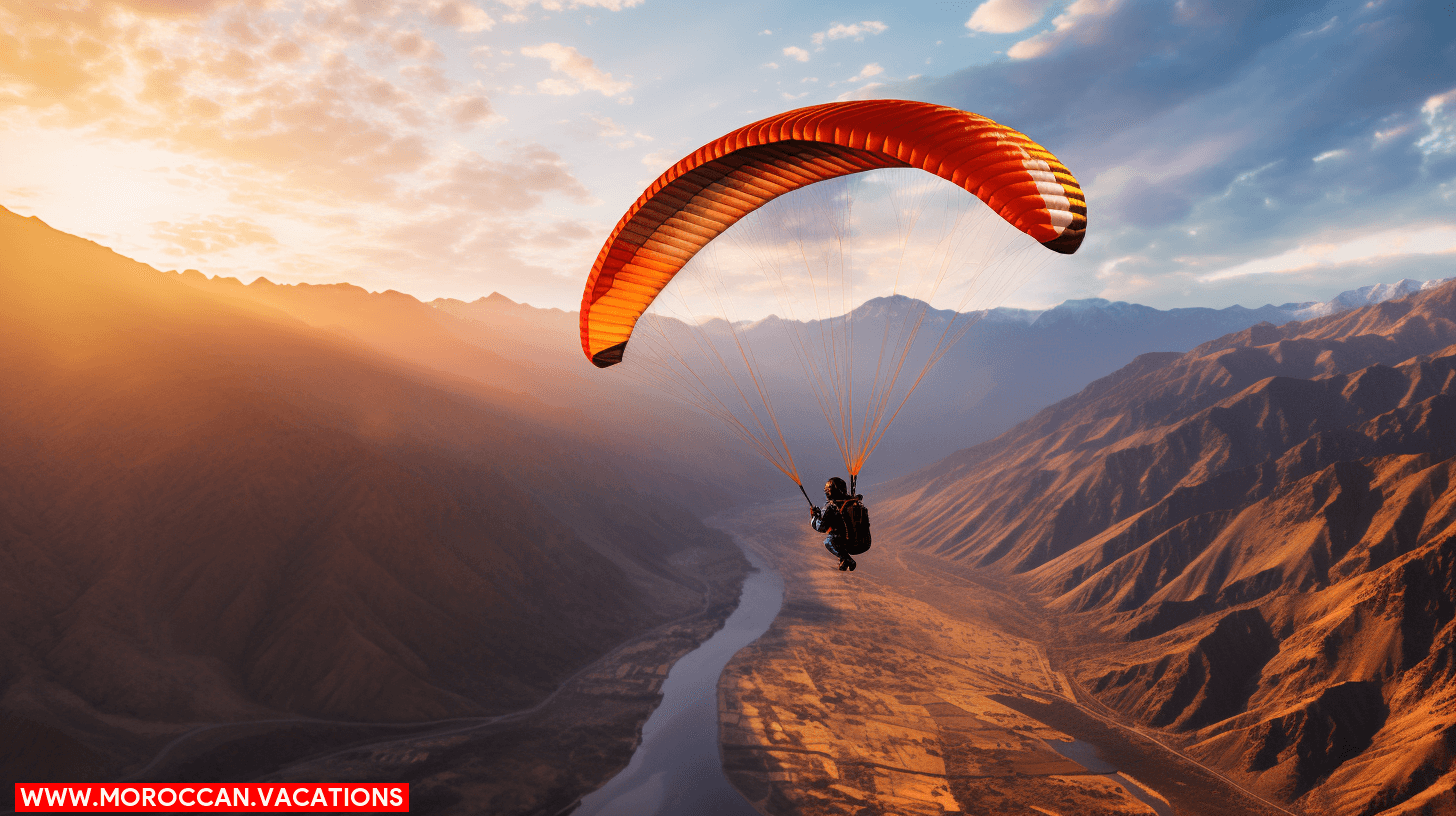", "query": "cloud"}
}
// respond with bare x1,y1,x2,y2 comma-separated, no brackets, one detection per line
520,43,631,96
1004,0,1121,60
412,145,591,213
783,46,810,63
4,186,43,201
577,115,650,147
268,40,306,64
811,21,888,45
1418,87,1456,156
849,64,884,83
400,64,452,93
877,0,1456,308
152,216,278,255
642,148,679,169
111,0,233,16
427,1,495,32
1199,225,1456,282
495,0,644,12
389,30,443,61
591,115,626,138
965,0,1056,34
0,0,643,313
527,219,594,247
341,209,586,305
445,94,495,128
